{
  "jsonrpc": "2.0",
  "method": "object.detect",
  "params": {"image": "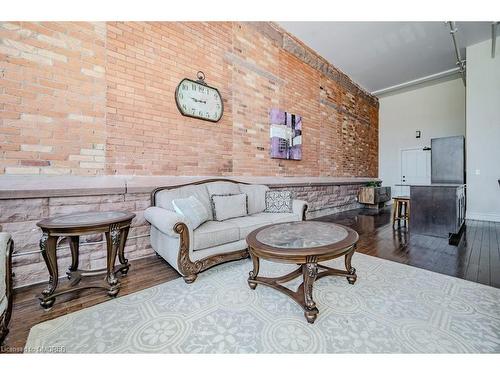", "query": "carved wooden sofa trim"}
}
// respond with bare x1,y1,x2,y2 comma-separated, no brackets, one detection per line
173,221,249,283
0,233,14,345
